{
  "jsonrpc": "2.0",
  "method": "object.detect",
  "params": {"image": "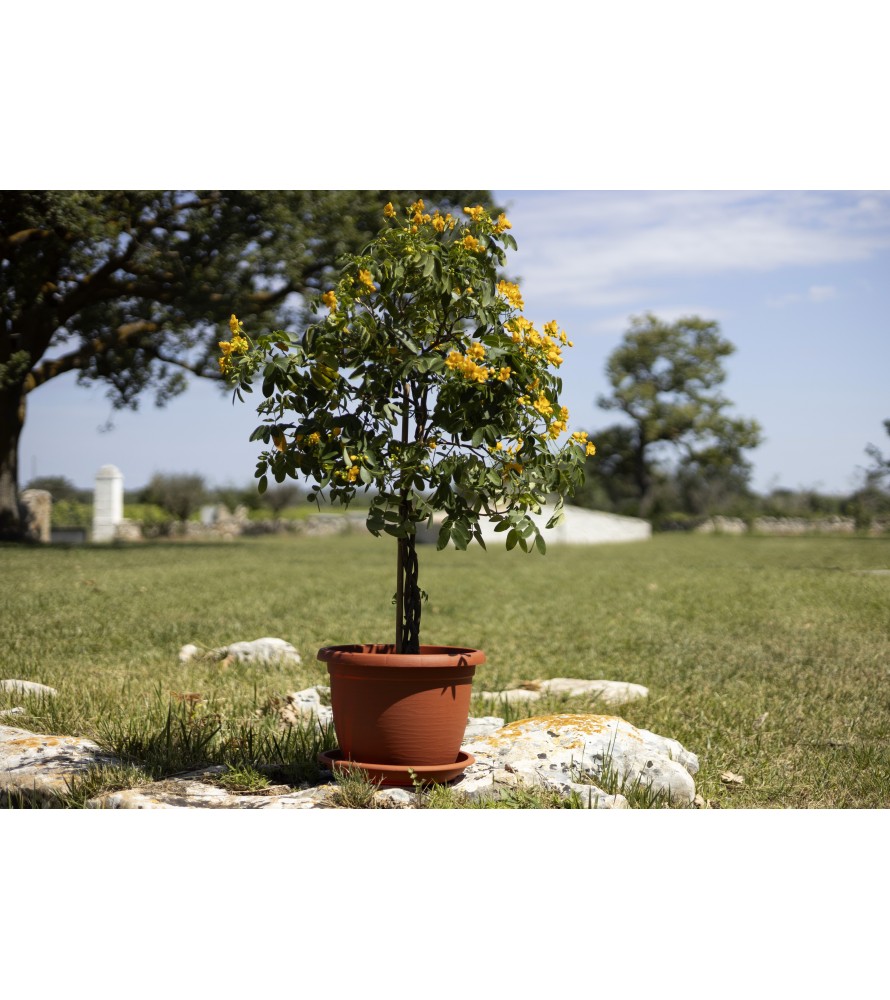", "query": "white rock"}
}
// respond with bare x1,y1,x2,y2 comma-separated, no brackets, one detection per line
462,716,505,740
0,707,25,717
277,687,333,727
478,688,541,705
0,680,58,697
178,644,201,663
535,677,649,705
225,637,302,664
463,714,699,806
178,638,302,666
1,724,120,804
